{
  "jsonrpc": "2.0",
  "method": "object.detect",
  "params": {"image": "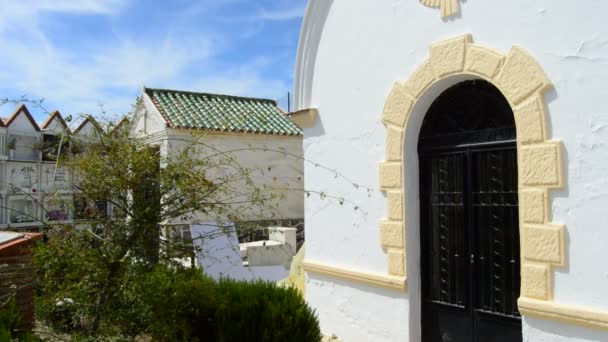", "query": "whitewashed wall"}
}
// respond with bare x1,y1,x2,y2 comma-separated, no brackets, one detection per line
165,130,304,223
297,0,608,341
